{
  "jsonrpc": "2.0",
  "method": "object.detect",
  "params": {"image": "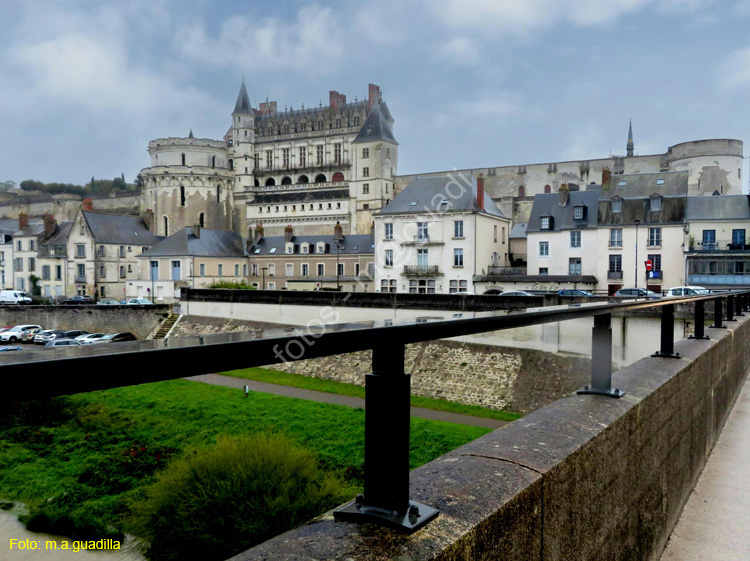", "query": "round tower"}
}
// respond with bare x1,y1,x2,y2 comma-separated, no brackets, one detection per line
666,139,744,196
230,79,256,194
